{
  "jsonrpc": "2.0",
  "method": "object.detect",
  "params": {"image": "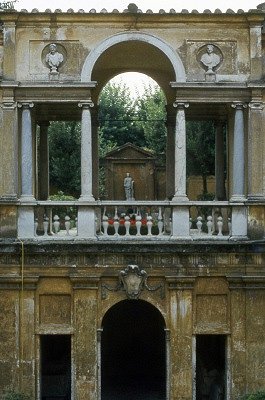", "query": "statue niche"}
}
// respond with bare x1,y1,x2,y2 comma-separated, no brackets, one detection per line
103,143,159,200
